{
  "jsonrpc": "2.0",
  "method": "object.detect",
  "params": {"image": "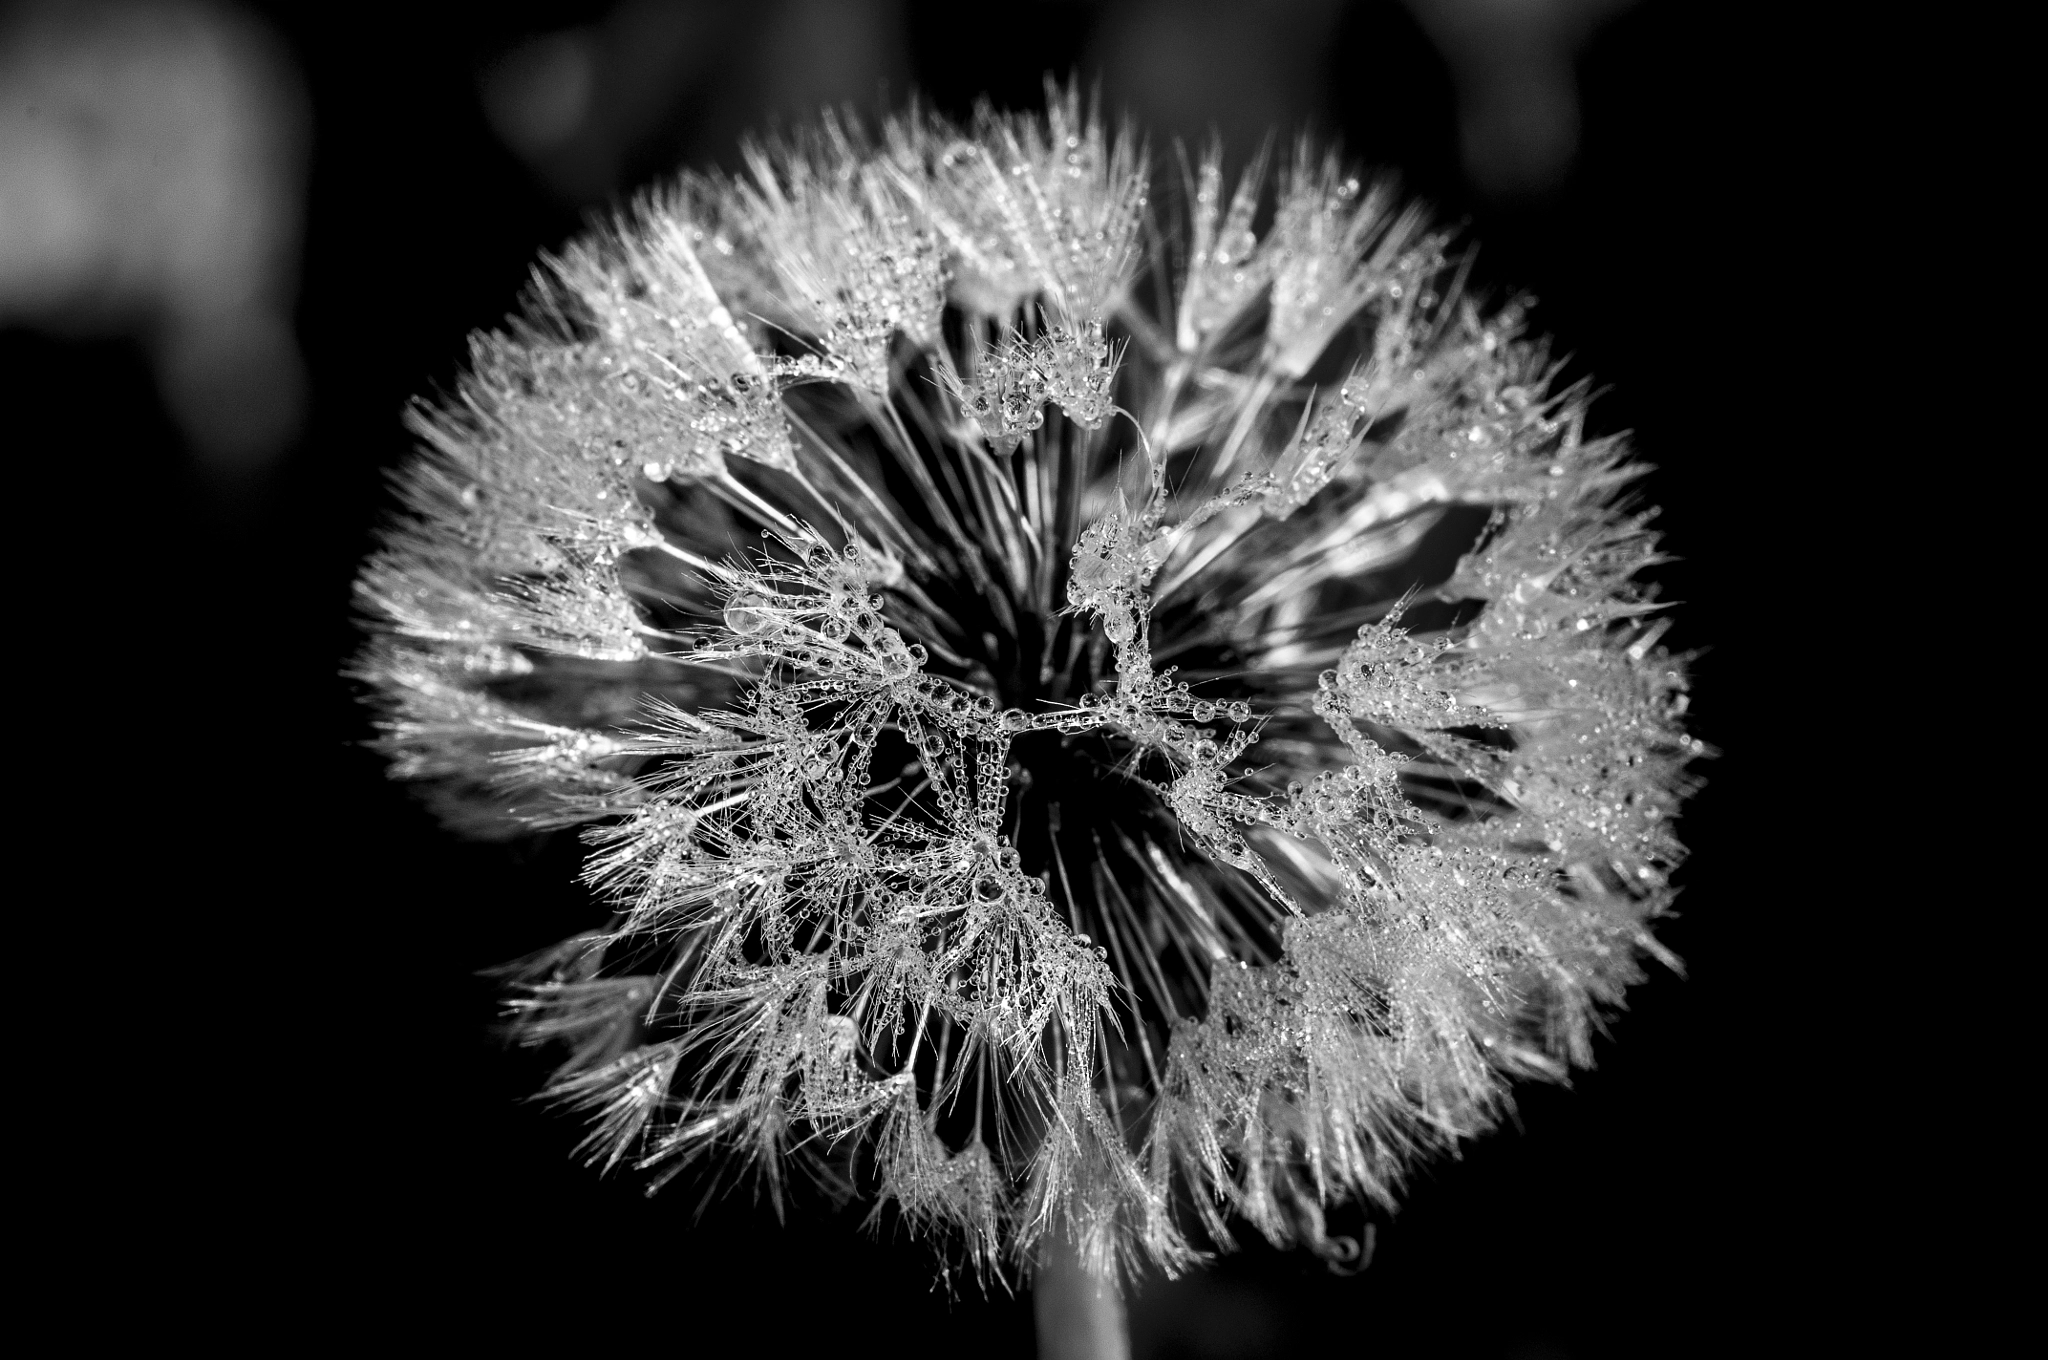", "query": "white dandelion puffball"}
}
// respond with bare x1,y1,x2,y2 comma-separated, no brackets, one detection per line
356,88,1700,1285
